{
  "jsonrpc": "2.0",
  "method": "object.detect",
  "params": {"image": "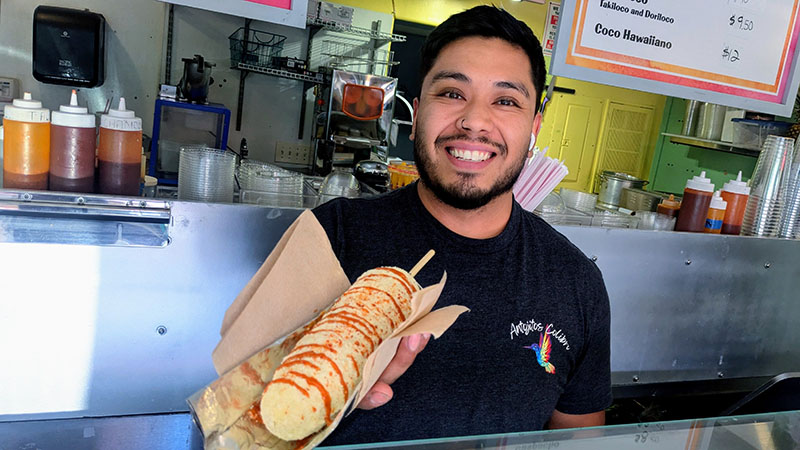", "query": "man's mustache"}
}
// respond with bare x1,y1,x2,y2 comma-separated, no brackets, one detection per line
434,134,507,156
